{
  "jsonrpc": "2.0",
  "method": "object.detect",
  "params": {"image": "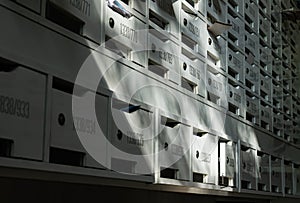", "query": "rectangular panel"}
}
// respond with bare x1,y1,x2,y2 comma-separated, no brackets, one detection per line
240,146,256,189
284,161,293,194
207,33,227,71
227,84,245,118
105,6,146,66
51,87,108,168
259,13,271,46
260,75,271,101
48,0,101,42
219,141,236,186
0,65,46,160
260,104,272,131
244,0,259,33
191,133,218,184
180,54,206,97
149,0,180,38
227,14,244,47
180,7,207,57
246,95,259,124
271,156,282,192
109,99,154,175
148,32,180,84
158,115,191,181
227,47,245,83
206,68,227,108
256,152,270,191
245,63,260,93
206,0,227,23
